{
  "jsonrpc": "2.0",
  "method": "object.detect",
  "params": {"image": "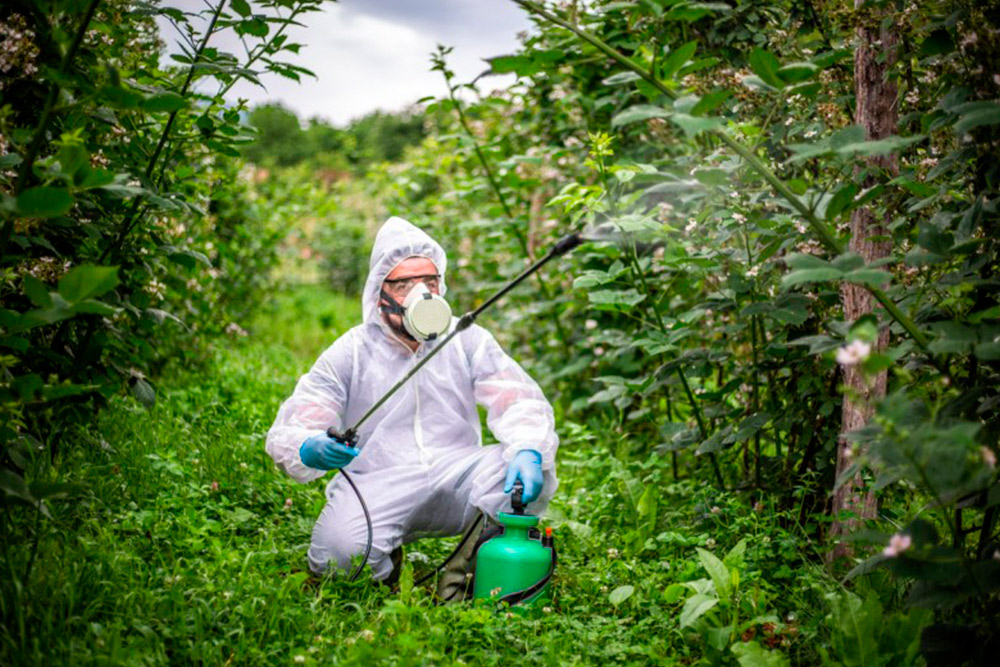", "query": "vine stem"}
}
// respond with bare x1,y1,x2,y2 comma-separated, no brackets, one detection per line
512,0,932,354
0,0,102,264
